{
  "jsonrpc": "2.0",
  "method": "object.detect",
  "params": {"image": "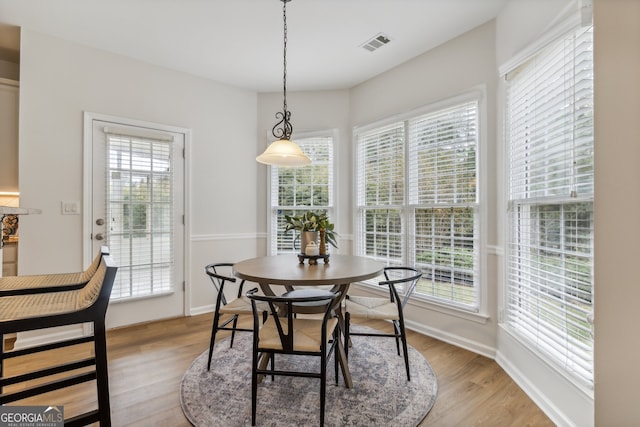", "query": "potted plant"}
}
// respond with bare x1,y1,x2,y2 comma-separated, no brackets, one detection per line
284,211,338,254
